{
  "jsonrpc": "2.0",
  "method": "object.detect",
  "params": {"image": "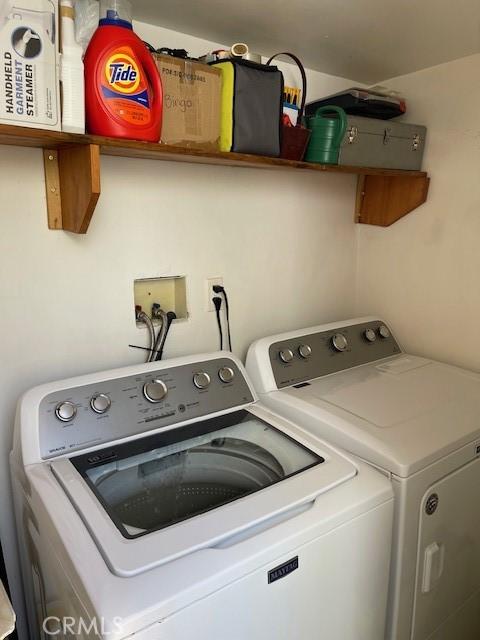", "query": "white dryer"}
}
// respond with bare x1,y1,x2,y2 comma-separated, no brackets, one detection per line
246,317,480,640
10,352,393,640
